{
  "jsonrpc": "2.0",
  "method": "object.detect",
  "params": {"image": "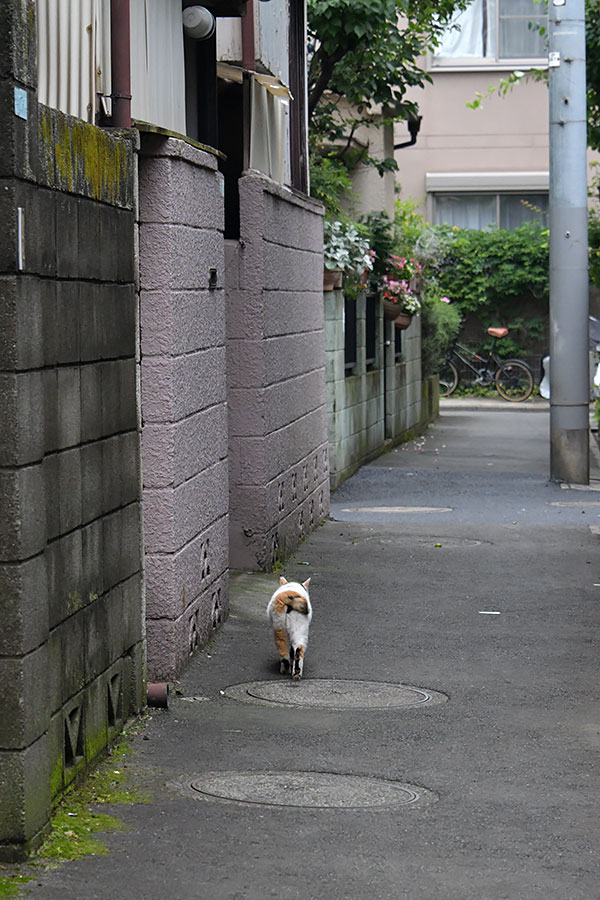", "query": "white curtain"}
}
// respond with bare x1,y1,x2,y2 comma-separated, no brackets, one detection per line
434,194,497,229
130,0,186,133
434,0,545,61
249,78,291,186
434,0,489,59
499,194,548,229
